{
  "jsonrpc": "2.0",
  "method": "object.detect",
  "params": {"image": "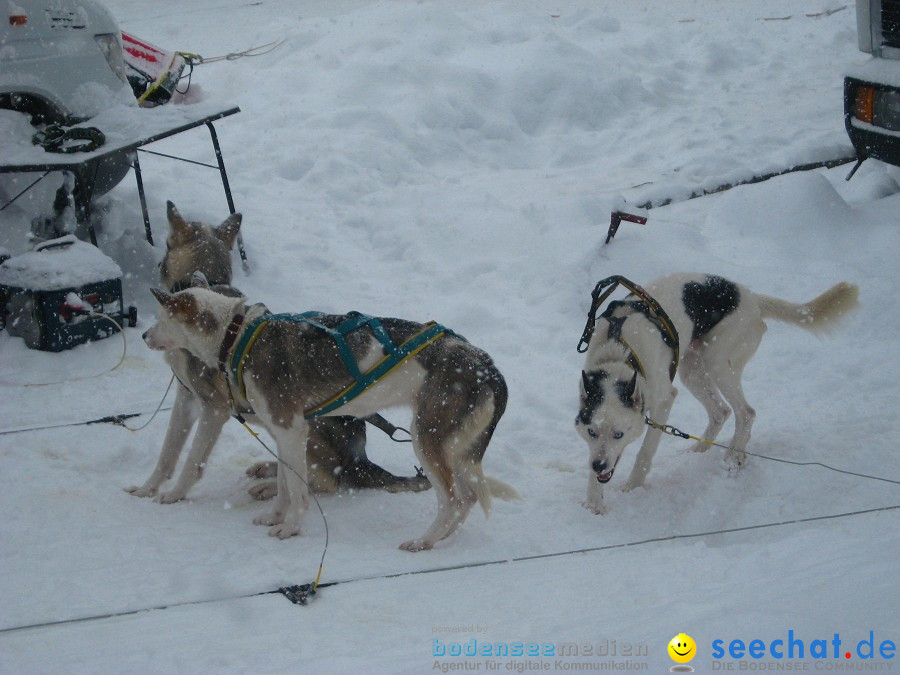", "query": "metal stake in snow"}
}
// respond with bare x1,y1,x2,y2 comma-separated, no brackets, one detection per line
605,199,648,244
